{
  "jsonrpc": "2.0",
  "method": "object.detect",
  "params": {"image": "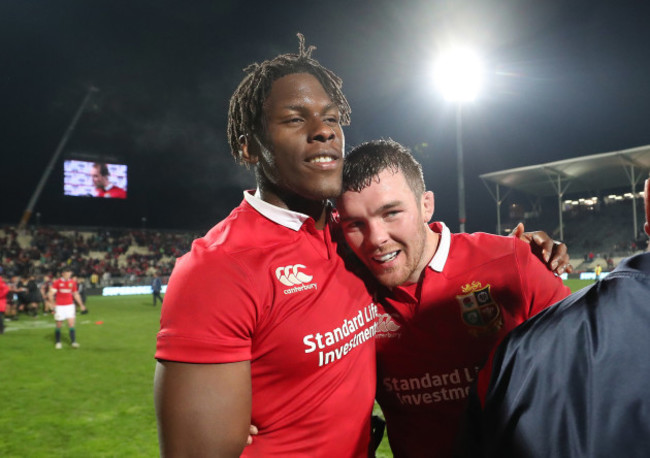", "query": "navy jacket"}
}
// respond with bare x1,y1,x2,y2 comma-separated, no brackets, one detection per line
152,277,162,293
460,252,650,458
